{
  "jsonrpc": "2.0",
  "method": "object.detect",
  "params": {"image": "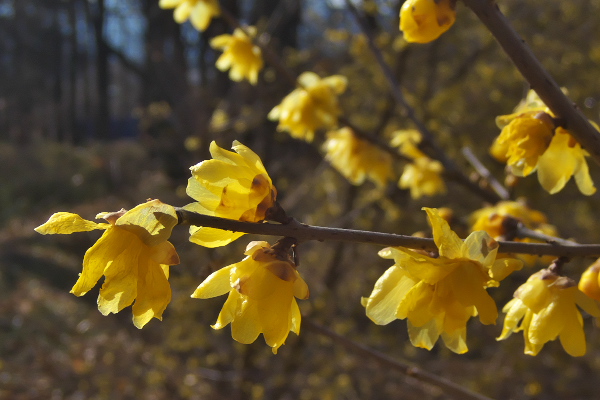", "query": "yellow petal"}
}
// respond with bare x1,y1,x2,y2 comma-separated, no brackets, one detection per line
490,258,523,282
423,208,463,259
290,299,302,335
149,240,180,266
131,252,172,329
232,140,268,174
441,327,468,354
497,298,527,340
574,289,600,317
293,273,310,299
363,266,416,325
96,236,142,315
407,318,442,350
189,226,246,248
173,2,192,23
212,290,242,330
71,227,131,296
462,231,499,267
230,297,262,344
573,151,596,195
116,199,178,247
159,0,183,9
35,212,107,234
558,311,586,356
536,131,576,194
192,265,235,299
